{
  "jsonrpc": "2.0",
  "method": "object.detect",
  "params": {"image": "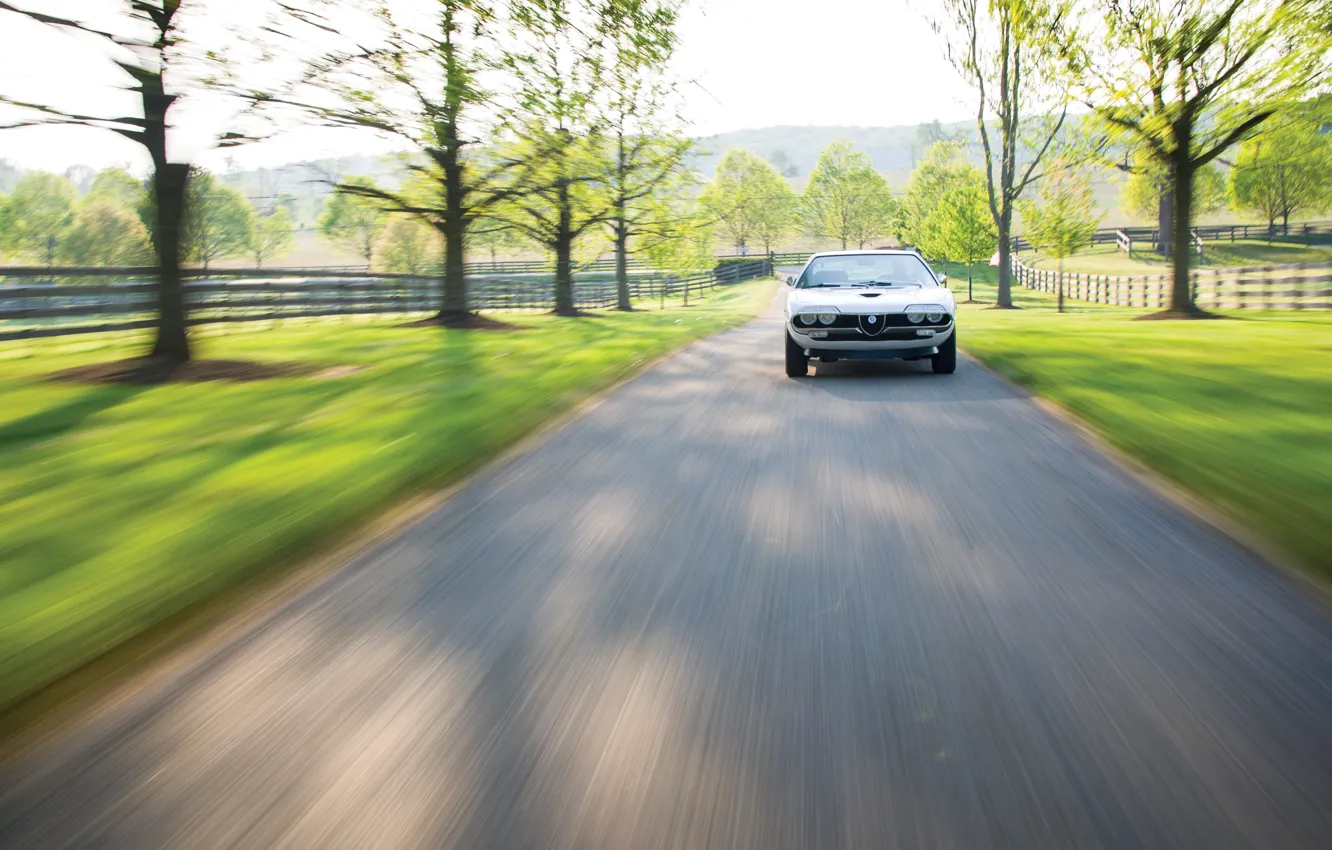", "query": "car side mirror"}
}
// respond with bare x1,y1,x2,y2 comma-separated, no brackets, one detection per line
785,276,796,286
936,272,948,286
